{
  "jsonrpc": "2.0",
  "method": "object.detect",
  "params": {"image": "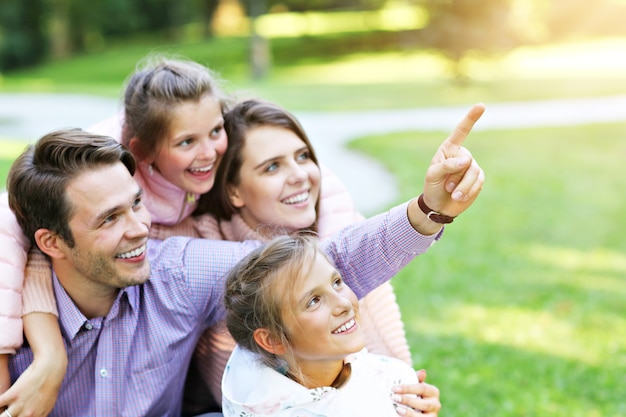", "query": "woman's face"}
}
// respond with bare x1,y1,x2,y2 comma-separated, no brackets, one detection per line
228,125,321,232
148,95,227,195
